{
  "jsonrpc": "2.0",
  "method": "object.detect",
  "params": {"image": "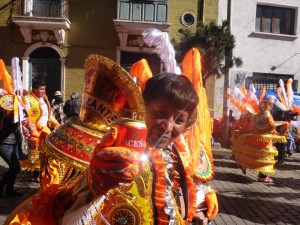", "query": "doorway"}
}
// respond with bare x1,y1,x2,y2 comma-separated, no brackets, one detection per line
29,47,61,102
120,51,162,75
